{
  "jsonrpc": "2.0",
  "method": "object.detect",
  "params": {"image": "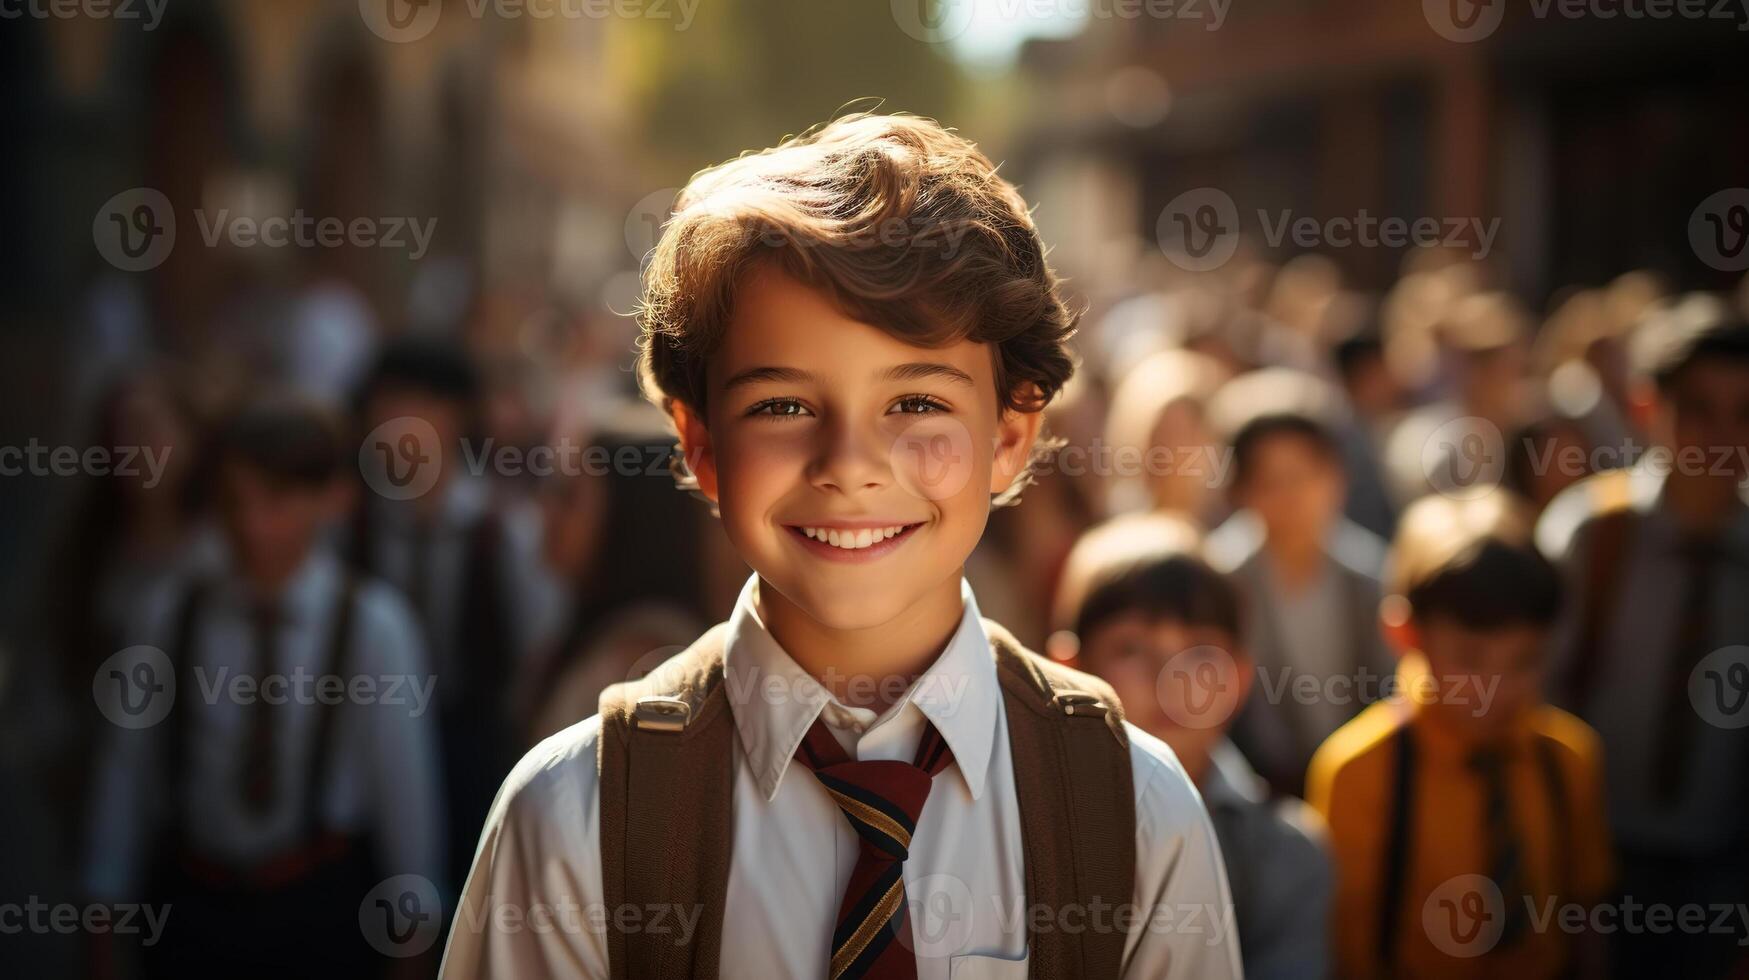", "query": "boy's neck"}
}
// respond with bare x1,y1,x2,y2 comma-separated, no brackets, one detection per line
1264,529,1327,589
756,573,967,712
238,550,312,603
